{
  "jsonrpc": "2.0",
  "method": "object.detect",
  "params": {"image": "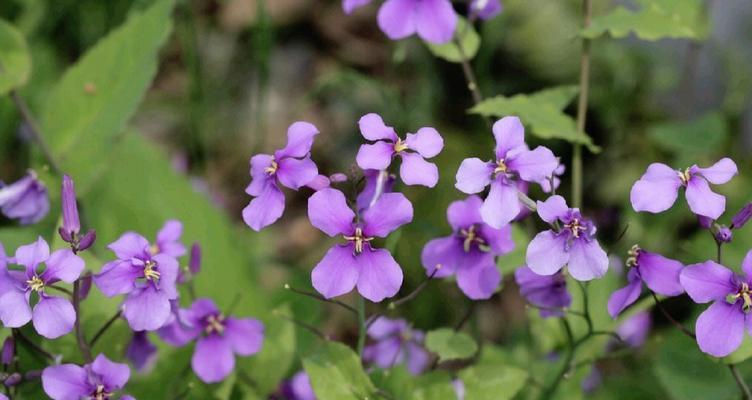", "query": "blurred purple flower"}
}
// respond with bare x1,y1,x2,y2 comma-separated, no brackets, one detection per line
515,265,571,318
356,113,444,188
357,169,396,211
1,337,13,366
470,0,503,20
539,163,564,194
0,171,49,225
126,331,158,373
243,122,320,231
456,117,559,228
363,317,430,375
581,367,602,394
377,0,457,44
178,242,201,284
0,238,84,338
452,379,465,400
42,354,134,400
282,371,317,400
631,158,737,220
526,195,608,281
308,188,412,302
421,196,514,299
732,202,752,229
343,0,372,14
607,245,684,318
615,311,652,348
